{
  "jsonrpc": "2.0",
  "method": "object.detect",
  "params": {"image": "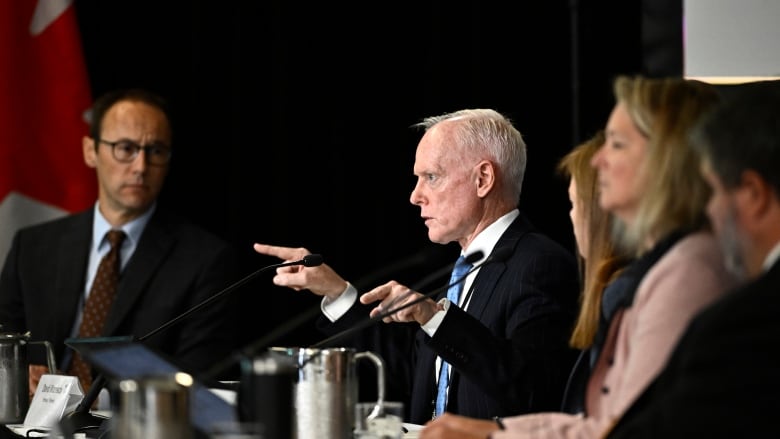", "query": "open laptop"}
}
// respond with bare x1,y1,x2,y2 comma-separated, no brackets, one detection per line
65,337,238,435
